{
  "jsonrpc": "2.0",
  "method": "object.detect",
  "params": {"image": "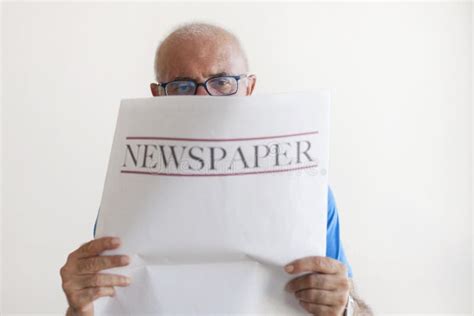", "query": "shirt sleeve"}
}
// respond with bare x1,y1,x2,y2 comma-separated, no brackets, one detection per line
326,186,353,278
